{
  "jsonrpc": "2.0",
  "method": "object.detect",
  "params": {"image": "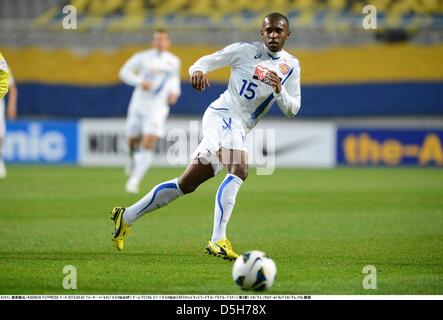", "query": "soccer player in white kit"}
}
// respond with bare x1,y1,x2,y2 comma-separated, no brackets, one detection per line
111,13,301,260
119,29,181,193
0,70,18,179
